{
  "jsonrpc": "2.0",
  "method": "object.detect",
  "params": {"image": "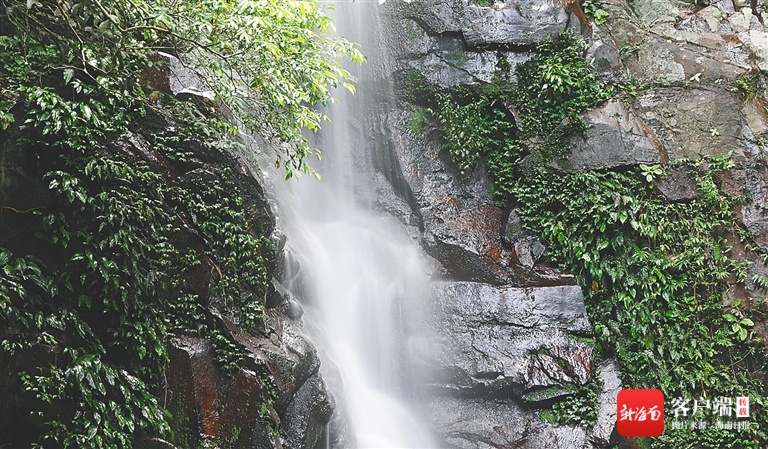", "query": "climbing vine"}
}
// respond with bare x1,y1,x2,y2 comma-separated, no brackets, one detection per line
409,29,768,447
